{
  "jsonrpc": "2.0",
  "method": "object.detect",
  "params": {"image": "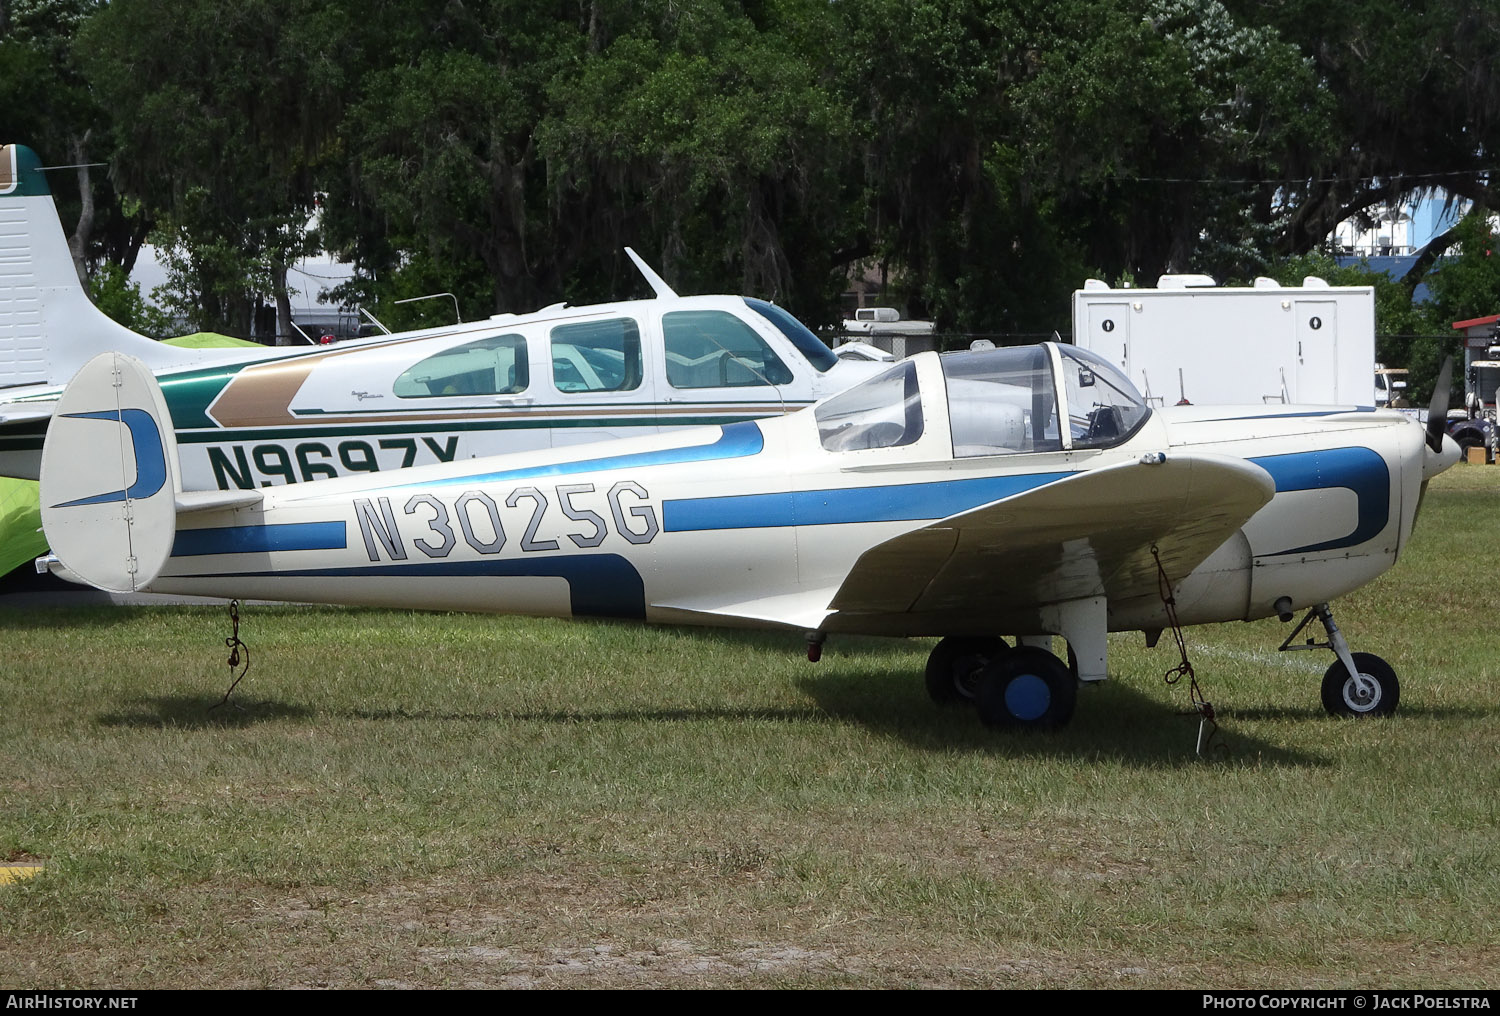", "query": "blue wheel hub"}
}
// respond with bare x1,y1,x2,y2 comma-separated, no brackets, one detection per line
1004,673,1051,722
